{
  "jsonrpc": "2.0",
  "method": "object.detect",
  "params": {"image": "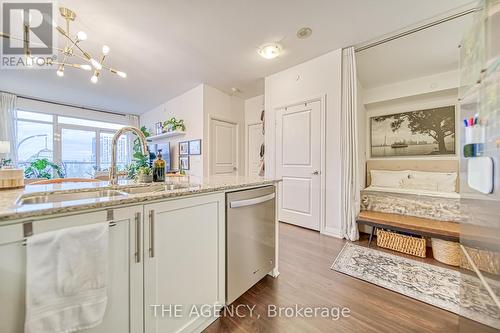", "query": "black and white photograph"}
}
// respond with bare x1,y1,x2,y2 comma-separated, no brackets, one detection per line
370,106,456,158
179,155,190,170
179,141,189,155
188,139,201,155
